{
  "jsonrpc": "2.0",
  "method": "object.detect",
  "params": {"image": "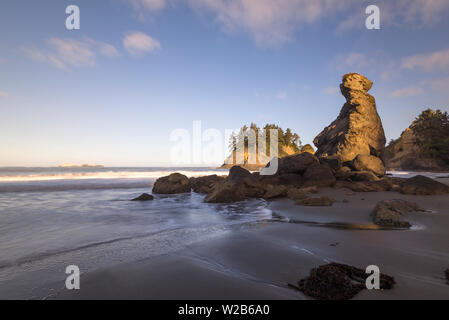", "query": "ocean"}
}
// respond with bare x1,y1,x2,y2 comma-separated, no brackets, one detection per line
0,167,274,298
1,167,447,298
